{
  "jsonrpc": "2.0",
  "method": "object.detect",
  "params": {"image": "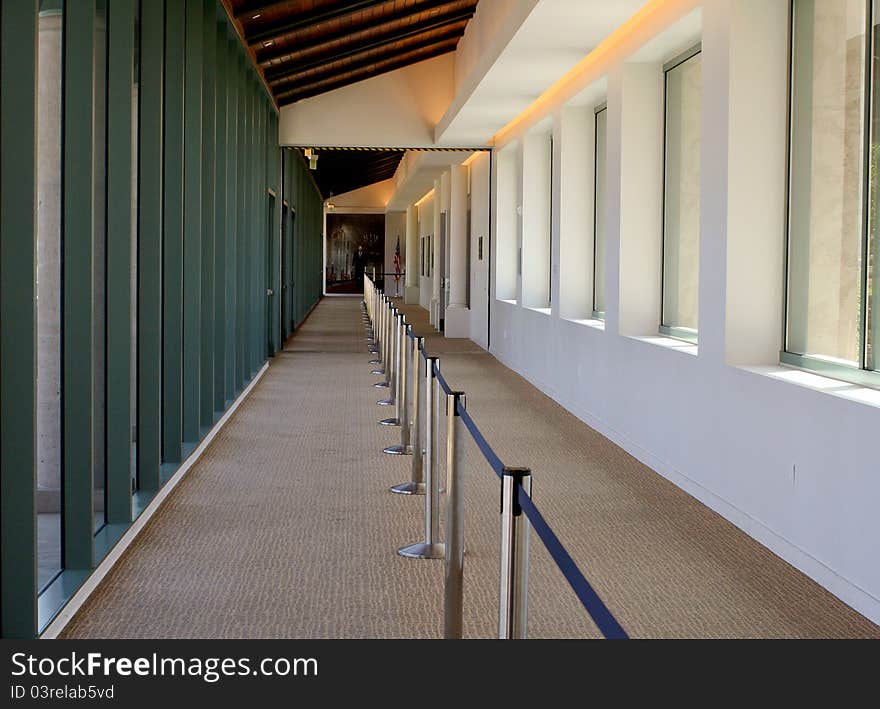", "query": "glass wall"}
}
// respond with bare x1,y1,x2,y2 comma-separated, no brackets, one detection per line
662,47,702,342
787,0,869,370
1,0,325,638
36,0,64,593
593,104,607,319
